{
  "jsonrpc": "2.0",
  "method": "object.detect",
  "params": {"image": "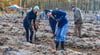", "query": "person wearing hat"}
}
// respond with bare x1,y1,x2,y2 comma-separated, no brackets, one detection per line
44,9,57,50
71,5,83,38
20,9,24,17
23,6,39,43
44,9,57,35
45,9,68,50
